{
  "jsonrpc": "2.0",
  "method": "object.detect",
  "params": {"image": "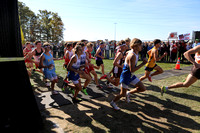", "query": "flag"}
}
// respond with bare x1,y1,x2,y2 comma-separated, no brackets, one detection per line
168,32,178,39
